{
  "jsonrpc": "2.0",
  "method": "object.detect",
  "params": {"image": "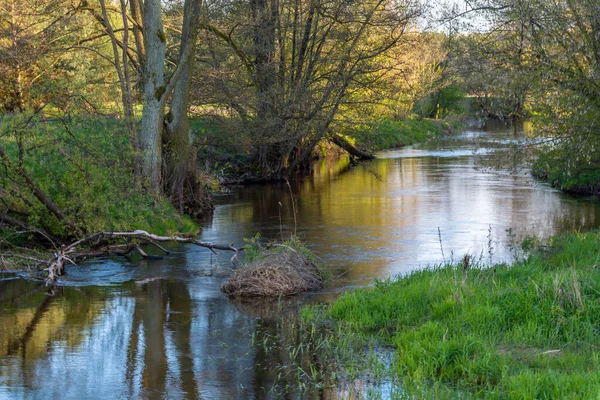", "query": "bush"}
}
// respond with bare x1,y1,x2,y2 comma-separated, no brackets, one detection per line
533,147,600,195
414,85,467,119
